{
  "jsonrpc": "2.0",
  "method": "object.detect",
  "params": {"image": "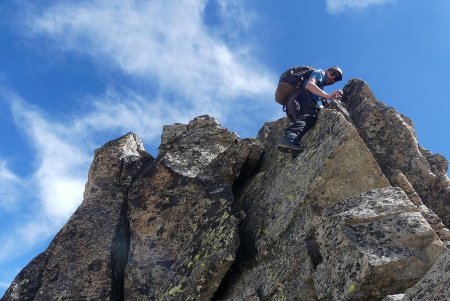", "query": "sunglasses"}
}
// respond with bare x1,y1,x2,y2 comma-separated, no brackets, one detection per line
330,69,342,81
